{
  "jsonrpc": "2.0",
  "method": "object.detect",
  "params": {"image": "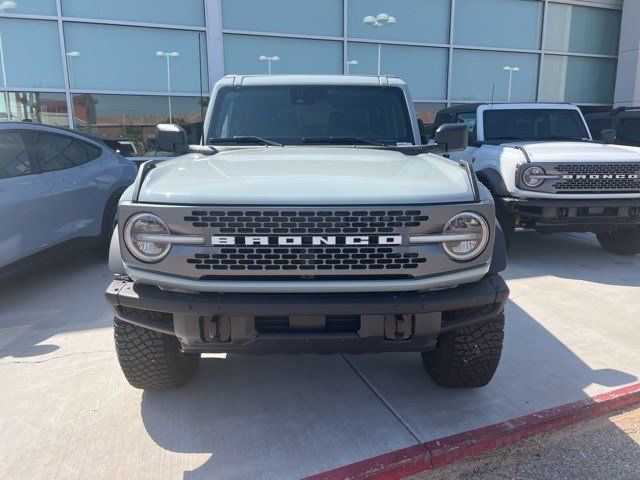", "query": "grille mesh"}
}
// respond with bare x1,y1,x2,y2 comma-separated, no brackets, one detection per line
556,163,640,175
187,247,427,272
184,209,428,235
554,163,640,192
